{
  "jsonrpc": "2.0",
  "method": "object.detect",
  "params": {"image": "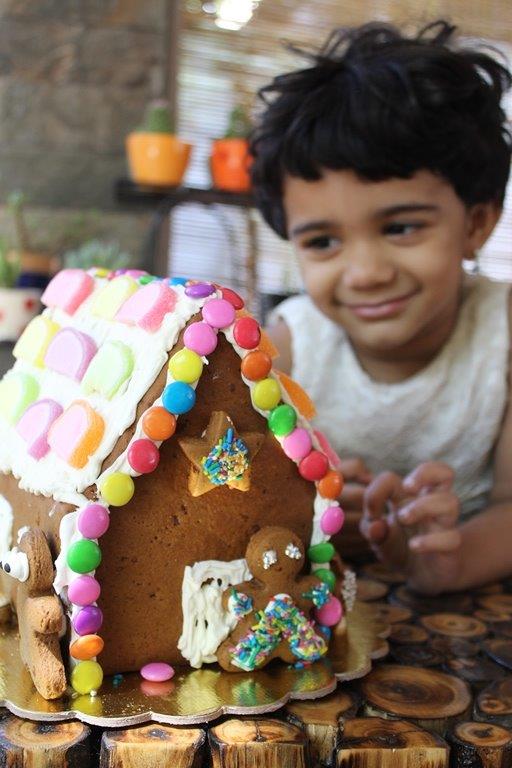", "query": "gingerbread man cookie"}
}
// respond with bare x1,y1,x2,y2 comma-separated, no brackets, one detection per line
8,528,66,699
217,526,331,672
